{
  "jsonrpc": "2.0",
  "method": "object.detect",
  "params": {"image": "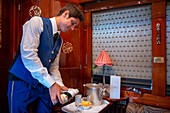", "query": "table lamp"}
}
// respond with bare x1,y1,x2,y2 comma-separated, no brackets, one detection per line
94,50,113,96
